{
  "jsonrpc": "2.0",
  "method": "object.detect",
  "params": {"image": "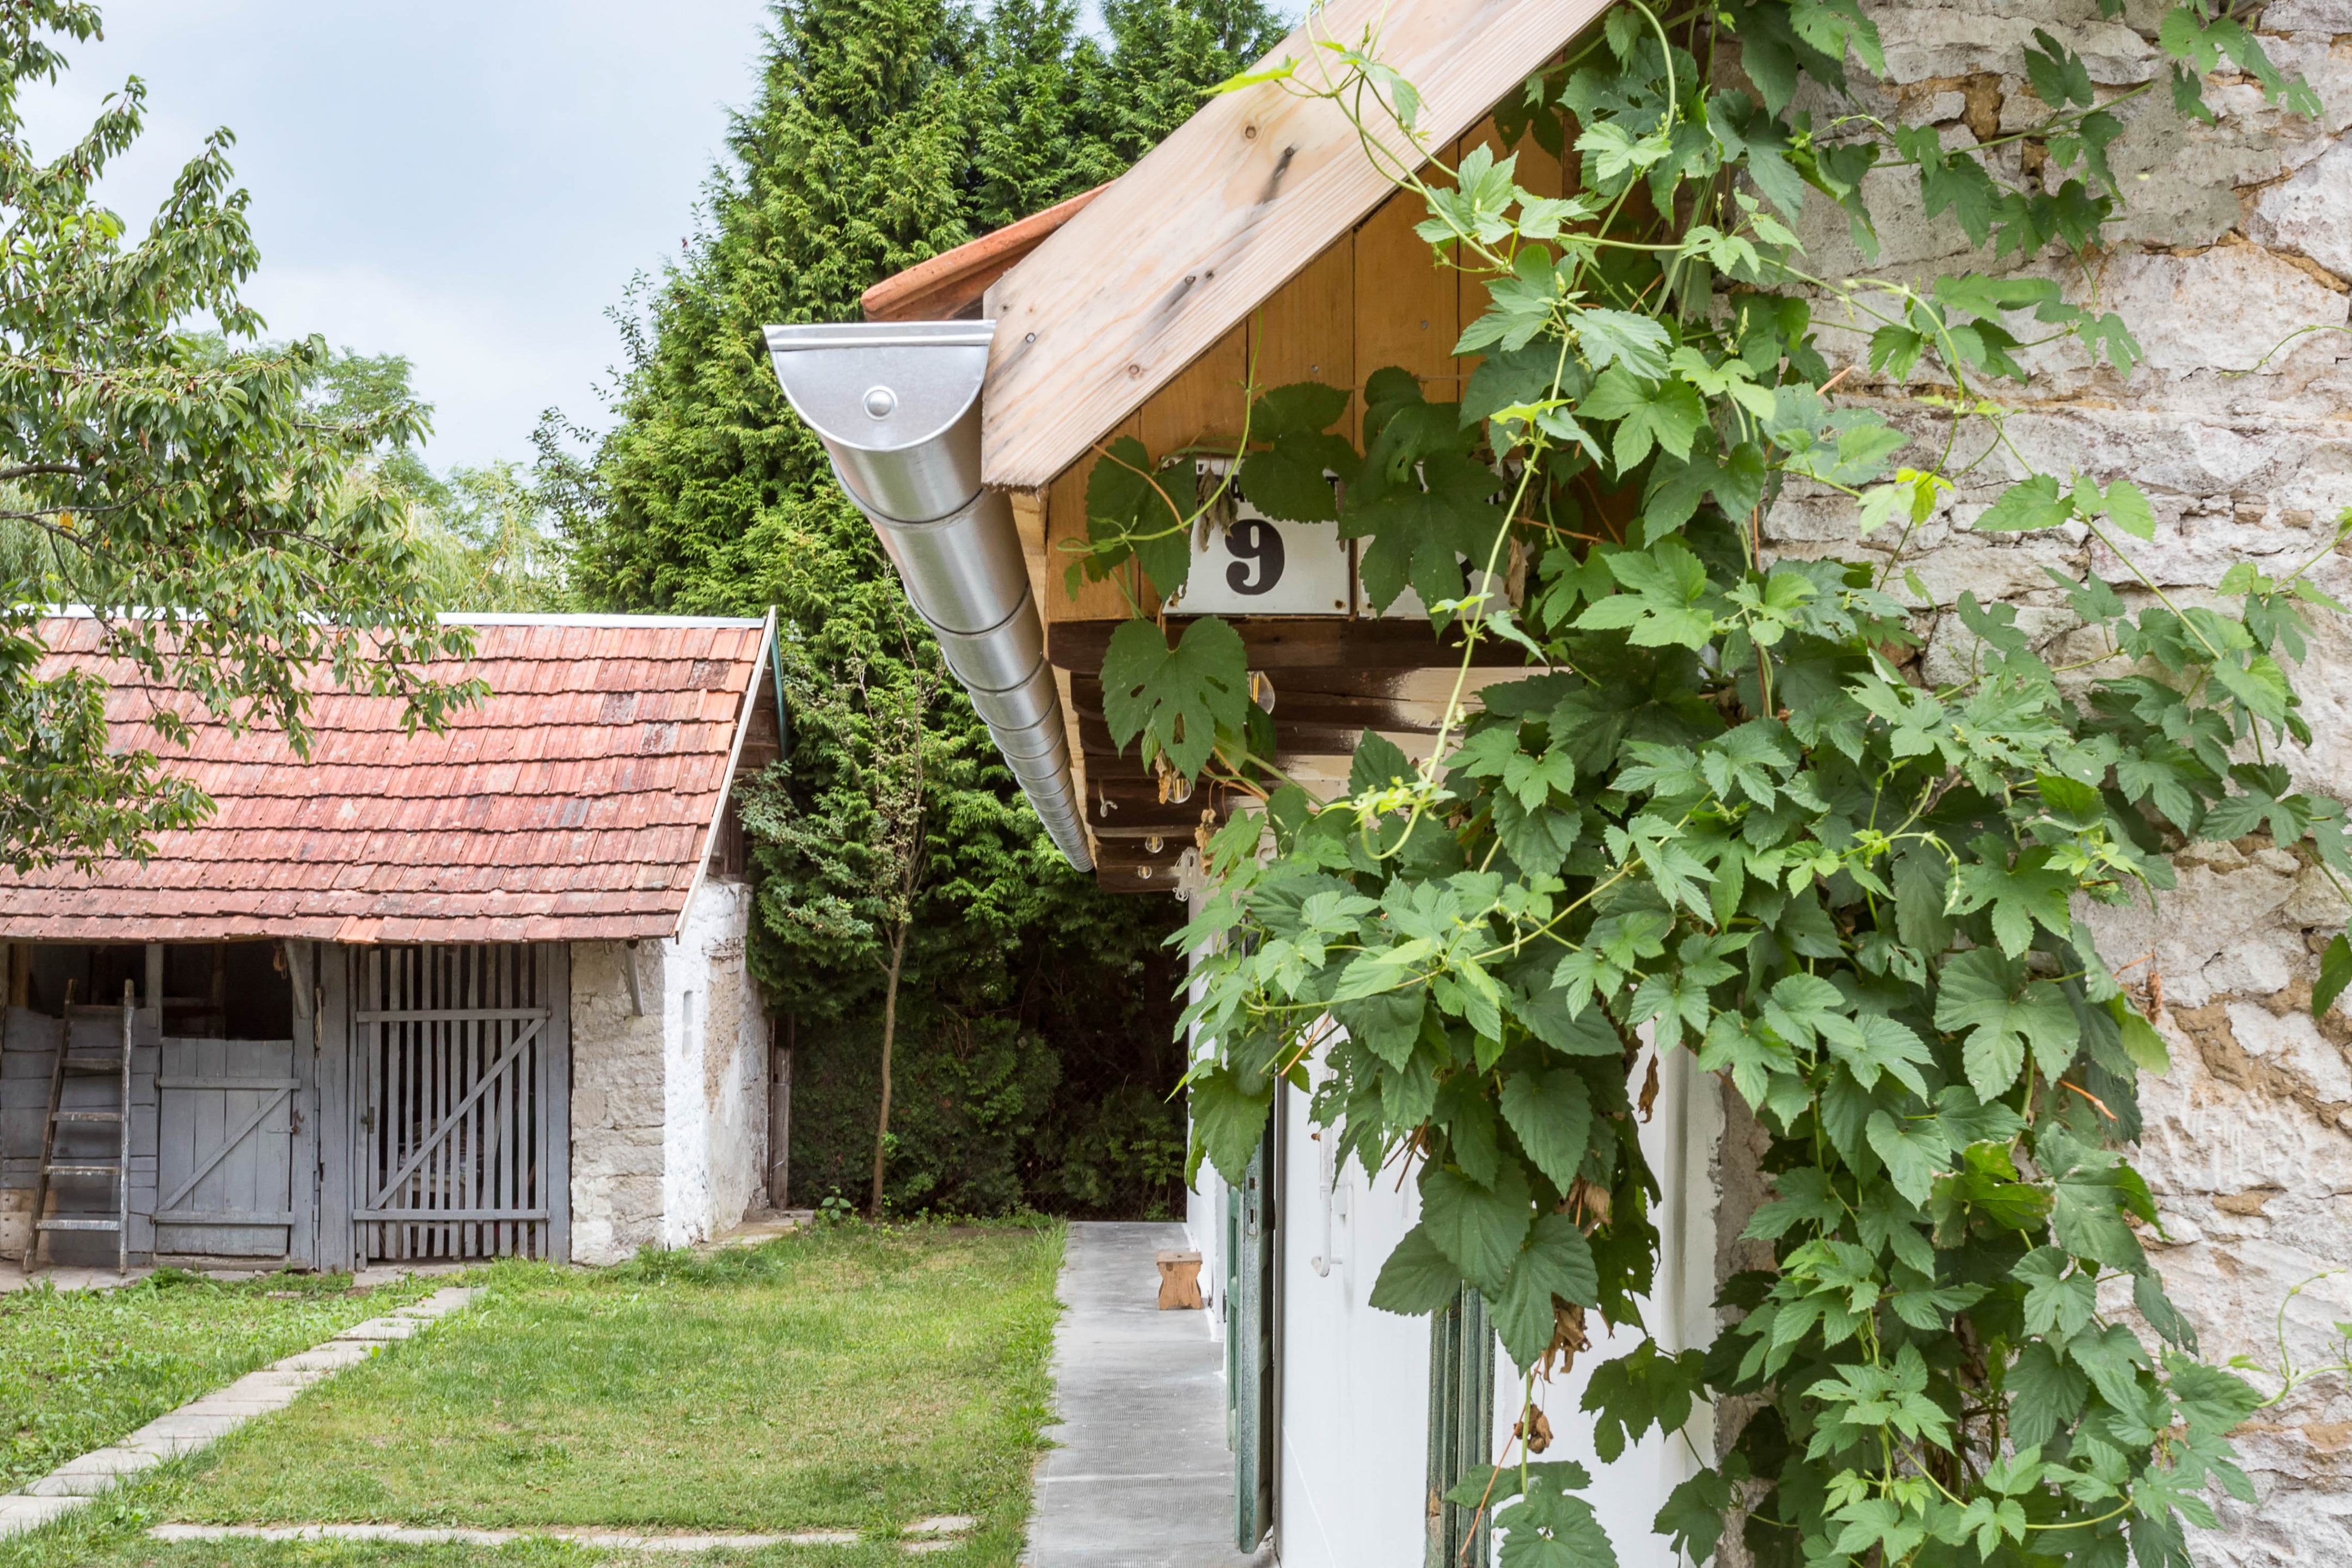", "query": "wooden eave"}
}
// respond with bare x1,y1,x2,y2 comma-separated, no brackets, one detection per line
977,0,1610,491
862,185,1108,323
849,0,1613,891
